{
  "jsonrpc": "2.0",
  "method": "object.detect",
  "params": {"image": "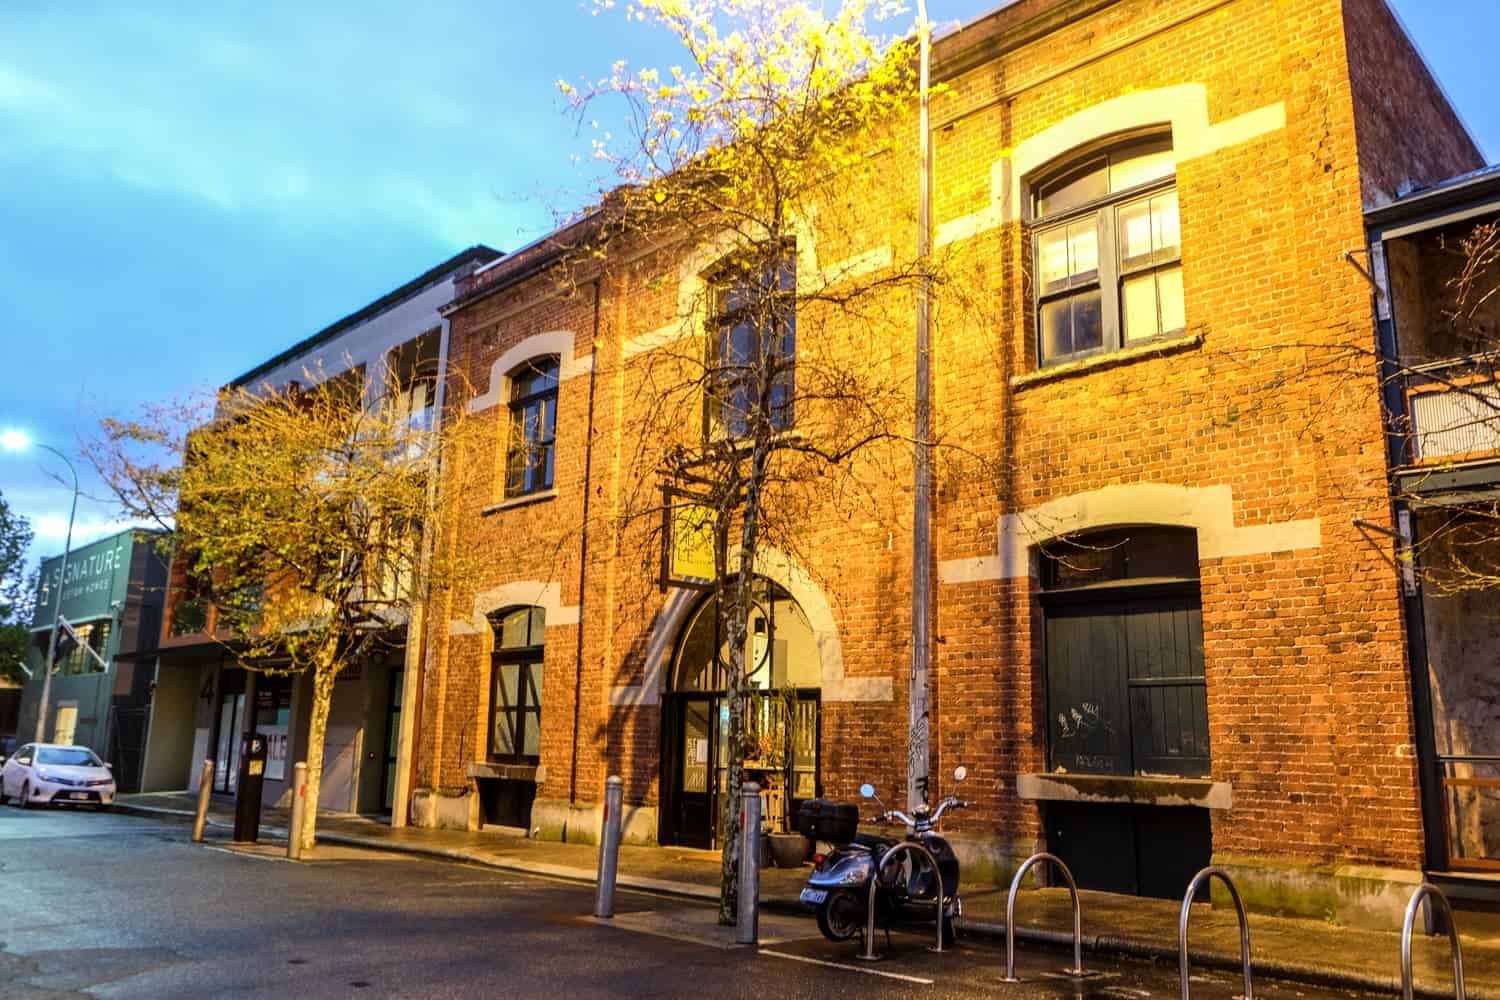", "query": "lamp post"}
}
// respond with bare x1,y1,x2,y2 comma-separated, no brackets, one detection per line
908,0,934,814
1,430,80,744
